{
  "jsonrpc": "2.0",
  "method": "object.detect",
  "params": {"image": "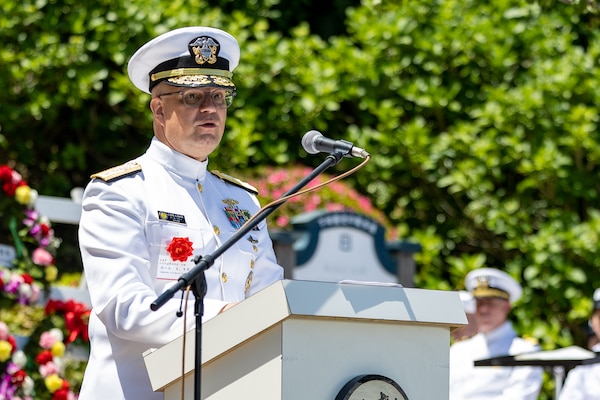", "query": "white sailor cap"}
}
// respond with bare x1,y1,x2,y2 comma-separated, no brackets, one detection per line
127,26,240,94
593,288,600,310
459,290,476,314
465,268,523,304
